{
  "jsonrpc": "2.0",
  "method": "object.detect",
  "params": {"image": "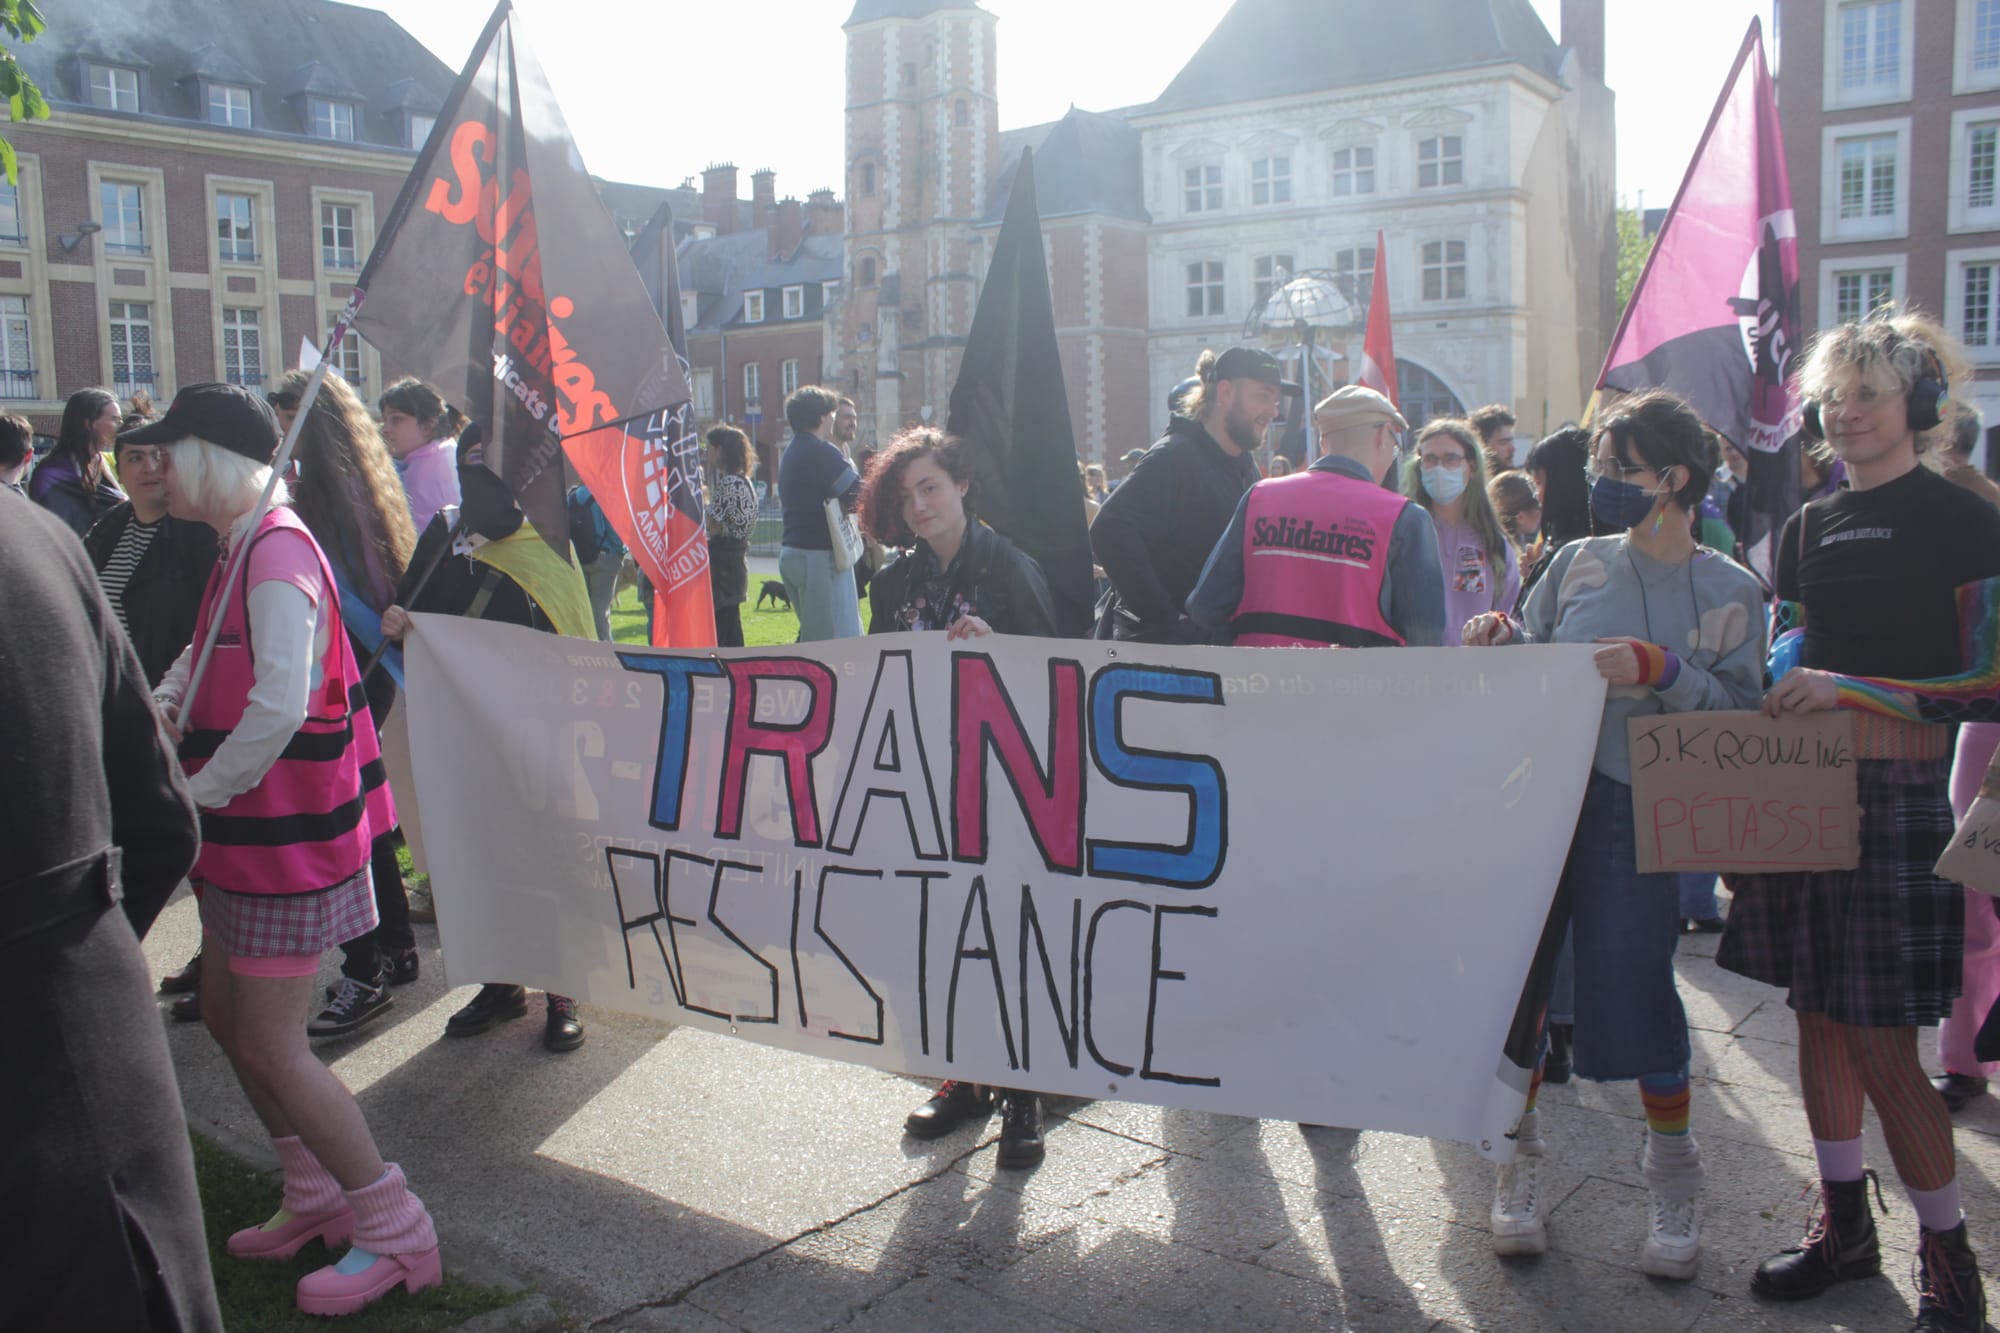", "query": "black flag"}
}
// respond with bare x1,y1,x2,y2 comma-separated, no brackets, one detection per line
946,148,1096,638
